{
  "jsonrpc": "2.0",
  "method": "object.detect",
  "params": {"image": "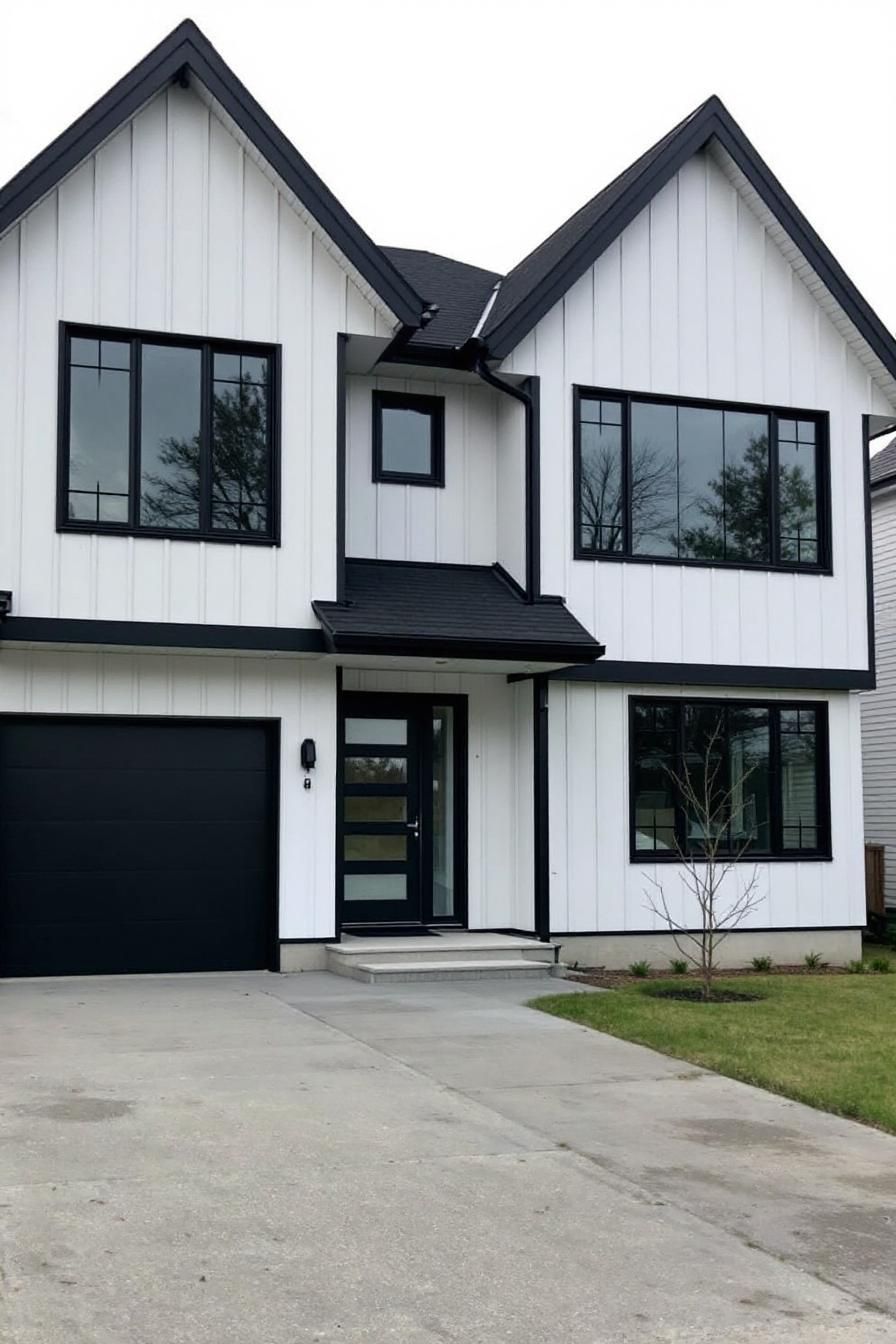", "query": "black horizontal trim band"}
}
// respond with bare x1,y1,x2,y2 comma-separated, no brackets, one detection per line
550,925,864,938
319,630,601,663
0,617,327,654
532,661,873,691
279,937,335,945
